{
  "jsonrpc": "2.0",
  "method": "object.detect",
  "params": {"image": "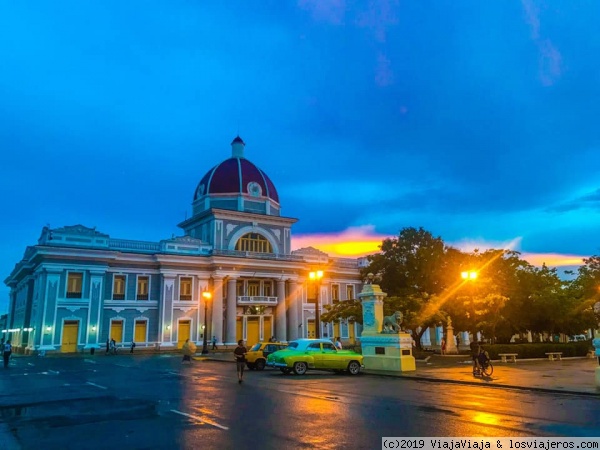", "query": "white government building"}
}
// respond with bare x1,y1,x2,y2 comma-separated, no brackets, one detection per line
4,137,371,353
